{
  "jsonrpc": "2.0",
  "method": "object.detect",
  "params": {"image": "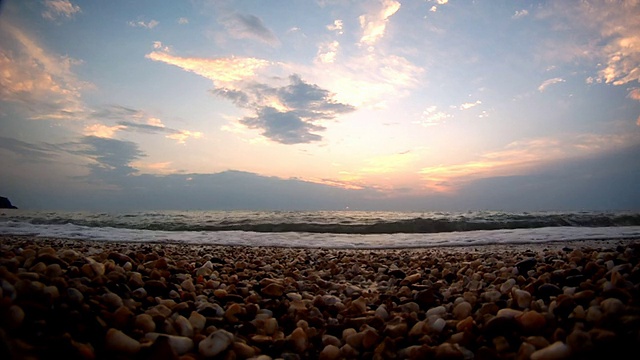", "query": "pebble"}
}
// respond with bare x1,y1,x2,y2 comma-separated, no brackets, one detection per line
105,328,141,354
145,333,194,355
530,341,571,360
199,329,234,357
1,237,638,360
